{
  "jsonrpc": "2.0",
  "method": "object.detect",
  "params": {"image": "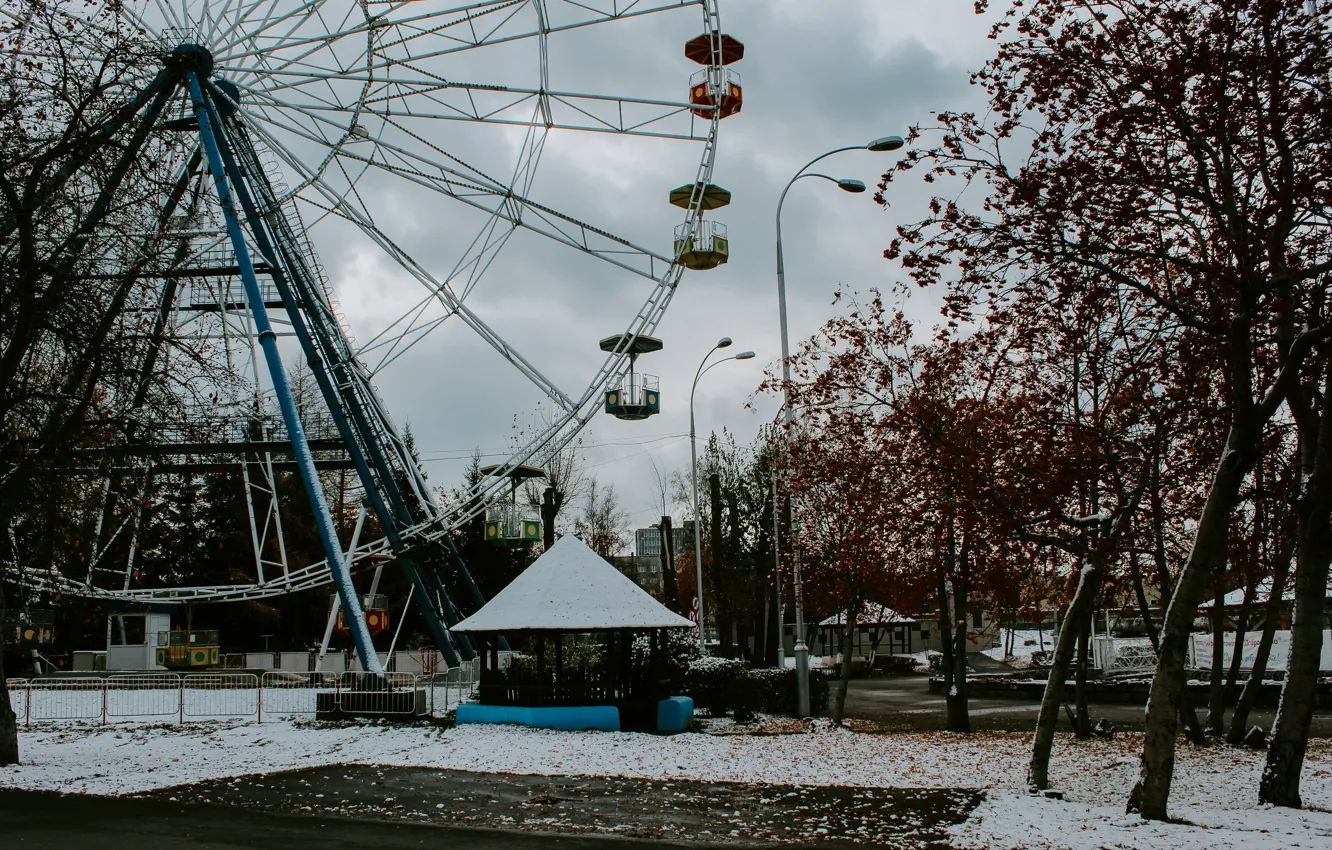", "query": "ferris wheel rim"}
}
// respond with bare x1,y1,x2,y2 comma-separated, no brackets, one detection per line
29,0,728,605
